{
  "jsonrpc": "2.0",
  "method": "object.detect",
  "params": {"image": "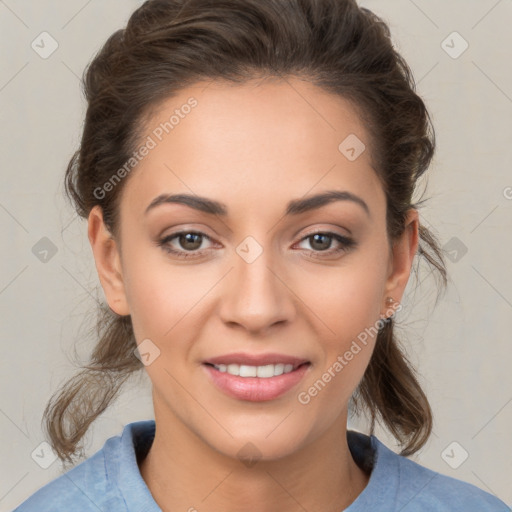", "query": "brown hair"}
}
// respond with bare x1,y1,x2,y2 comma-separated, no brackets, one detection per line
46,0,447,464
